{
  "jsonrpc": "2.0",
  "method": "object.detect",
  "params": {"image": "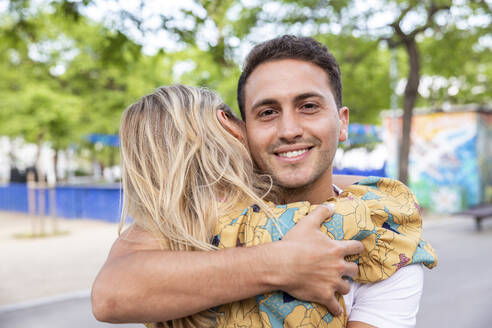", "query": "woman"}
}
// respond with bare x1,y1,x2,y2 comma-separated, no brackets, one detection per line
119,85,436,328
